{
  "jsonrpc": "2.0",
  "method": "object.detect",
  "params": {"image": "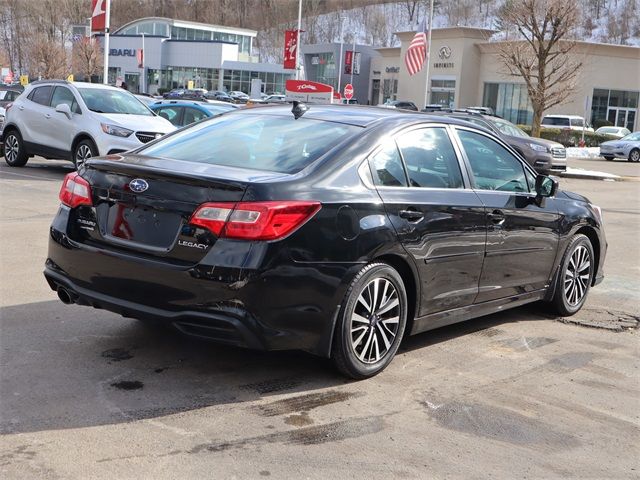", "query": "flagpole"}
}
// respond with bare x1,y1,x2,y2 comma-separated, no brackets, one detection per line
102,0,110,85
337,18,344,94
141,32,145,93
295,0,302,80
422,0,434,109
350,33,356,86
